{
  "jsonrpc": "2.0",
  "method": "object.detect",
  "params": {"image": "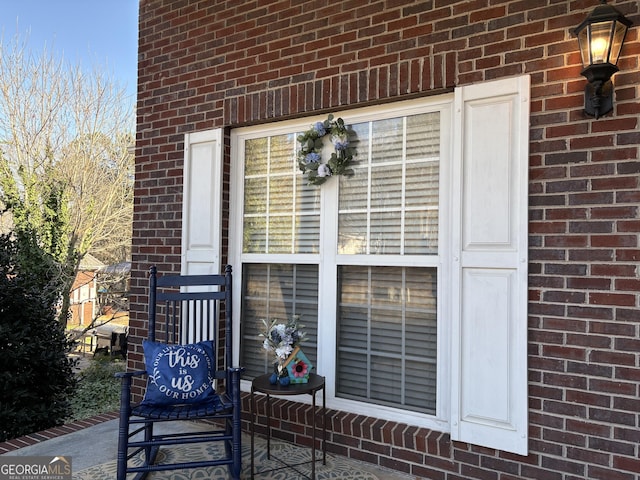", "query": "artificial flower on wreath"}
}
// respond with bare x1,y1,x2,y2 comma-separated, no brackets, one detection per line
297,113,356,186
